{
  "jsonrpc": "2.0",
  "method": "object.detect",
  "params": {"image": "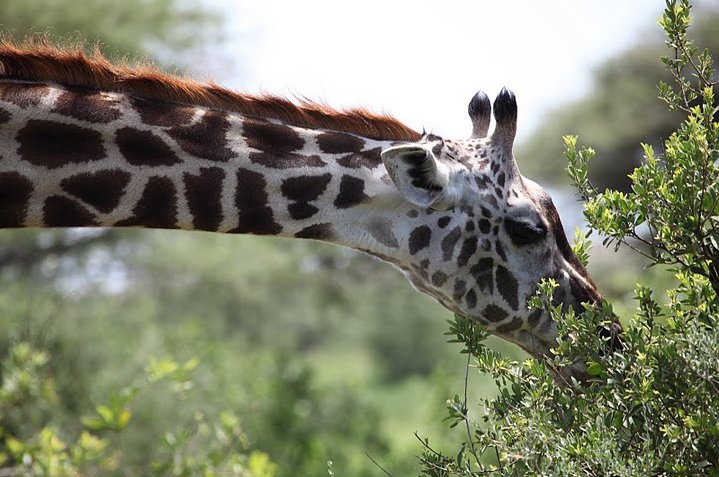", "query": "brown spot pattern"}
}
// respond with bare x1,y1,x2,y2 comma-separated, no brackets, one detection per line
457,237,477,267
61,170,131,213
0,172,32,227
287,203,318,220
0,107,10,124
115,177,177,228
334,175,368,209
441,226,461,261
250,152,327,169
453,279,467,300
281,174,332,202
412,261,430,280
367,218,399,249
116,127,181,166
167,111,233,162
481,193,498,209
243,118,303,154
231,168,282,235
317,132,364,154
183,167,225,231
497,317,523,333
437,216,451,228
465,289,477,308
295,223,334,240
17,119,105,168
281,174,332,220
483,304,508,323
44,195,97,226
495,240,507,261
131,97,194,127
496,265,519,310
0,83,44,107
409,225,431,255
528,309,543,328
53,89,121,123
470,258,494,293
336,147,382,169
478,219,491,234
475,175,492,189
431,271,448,287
